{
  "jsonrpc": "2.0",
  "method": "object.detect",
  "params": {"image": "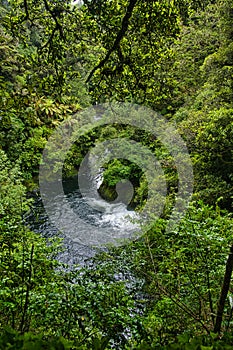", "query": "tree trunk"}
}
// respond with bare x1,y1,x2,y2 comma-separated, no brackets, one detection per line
214,245,233,333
